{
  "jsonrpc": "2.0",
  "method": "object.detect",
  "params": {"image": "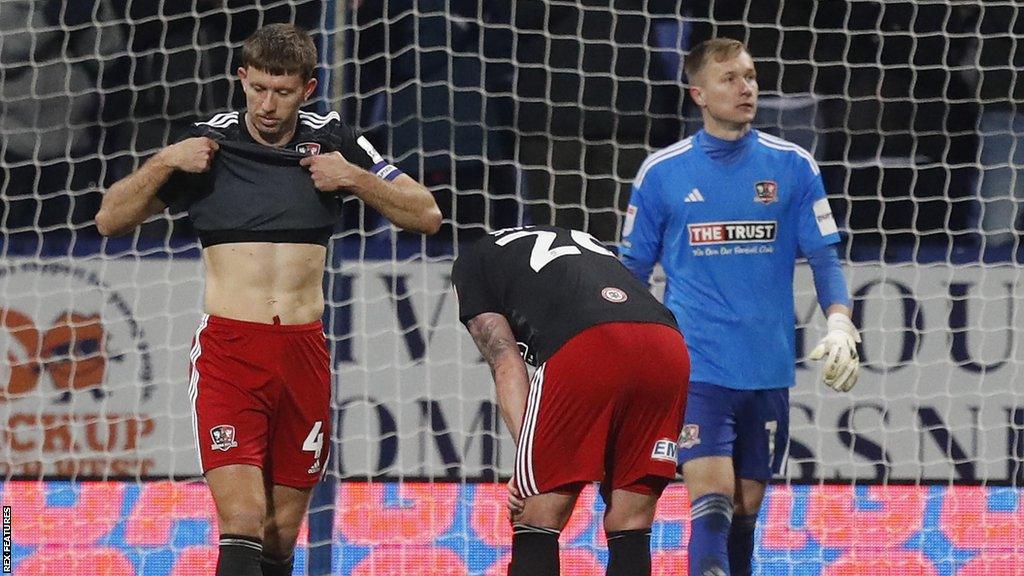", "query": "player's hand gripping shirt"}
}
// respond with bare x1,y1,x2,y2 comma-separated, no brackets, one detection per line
452,225,678,366
156,110,402,247
620,130,840,390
